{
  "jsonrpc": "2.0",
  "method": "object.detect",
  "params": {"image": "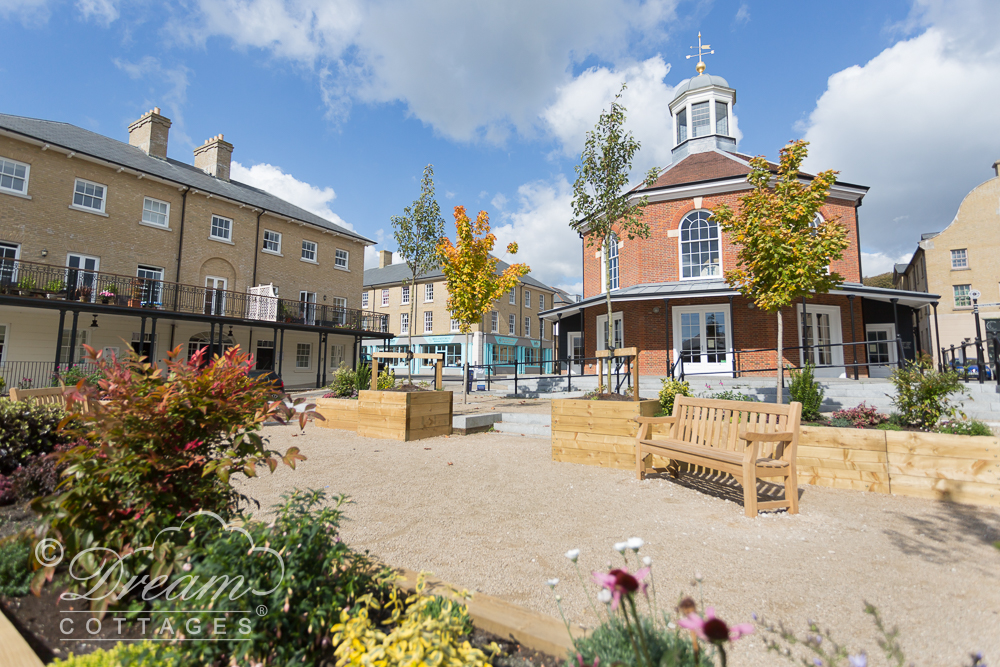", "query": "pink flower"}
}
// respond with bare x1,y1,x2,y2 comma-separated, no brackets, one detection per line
592,568,643,610
678,607,754,643
576,654,599,667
